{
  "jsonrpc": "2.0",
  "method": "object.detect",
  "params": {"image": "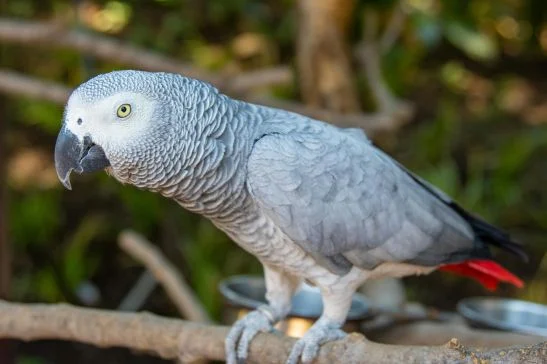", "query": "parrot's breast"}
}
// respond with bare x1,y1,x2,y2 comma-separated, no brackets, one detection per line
213,206,338,281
